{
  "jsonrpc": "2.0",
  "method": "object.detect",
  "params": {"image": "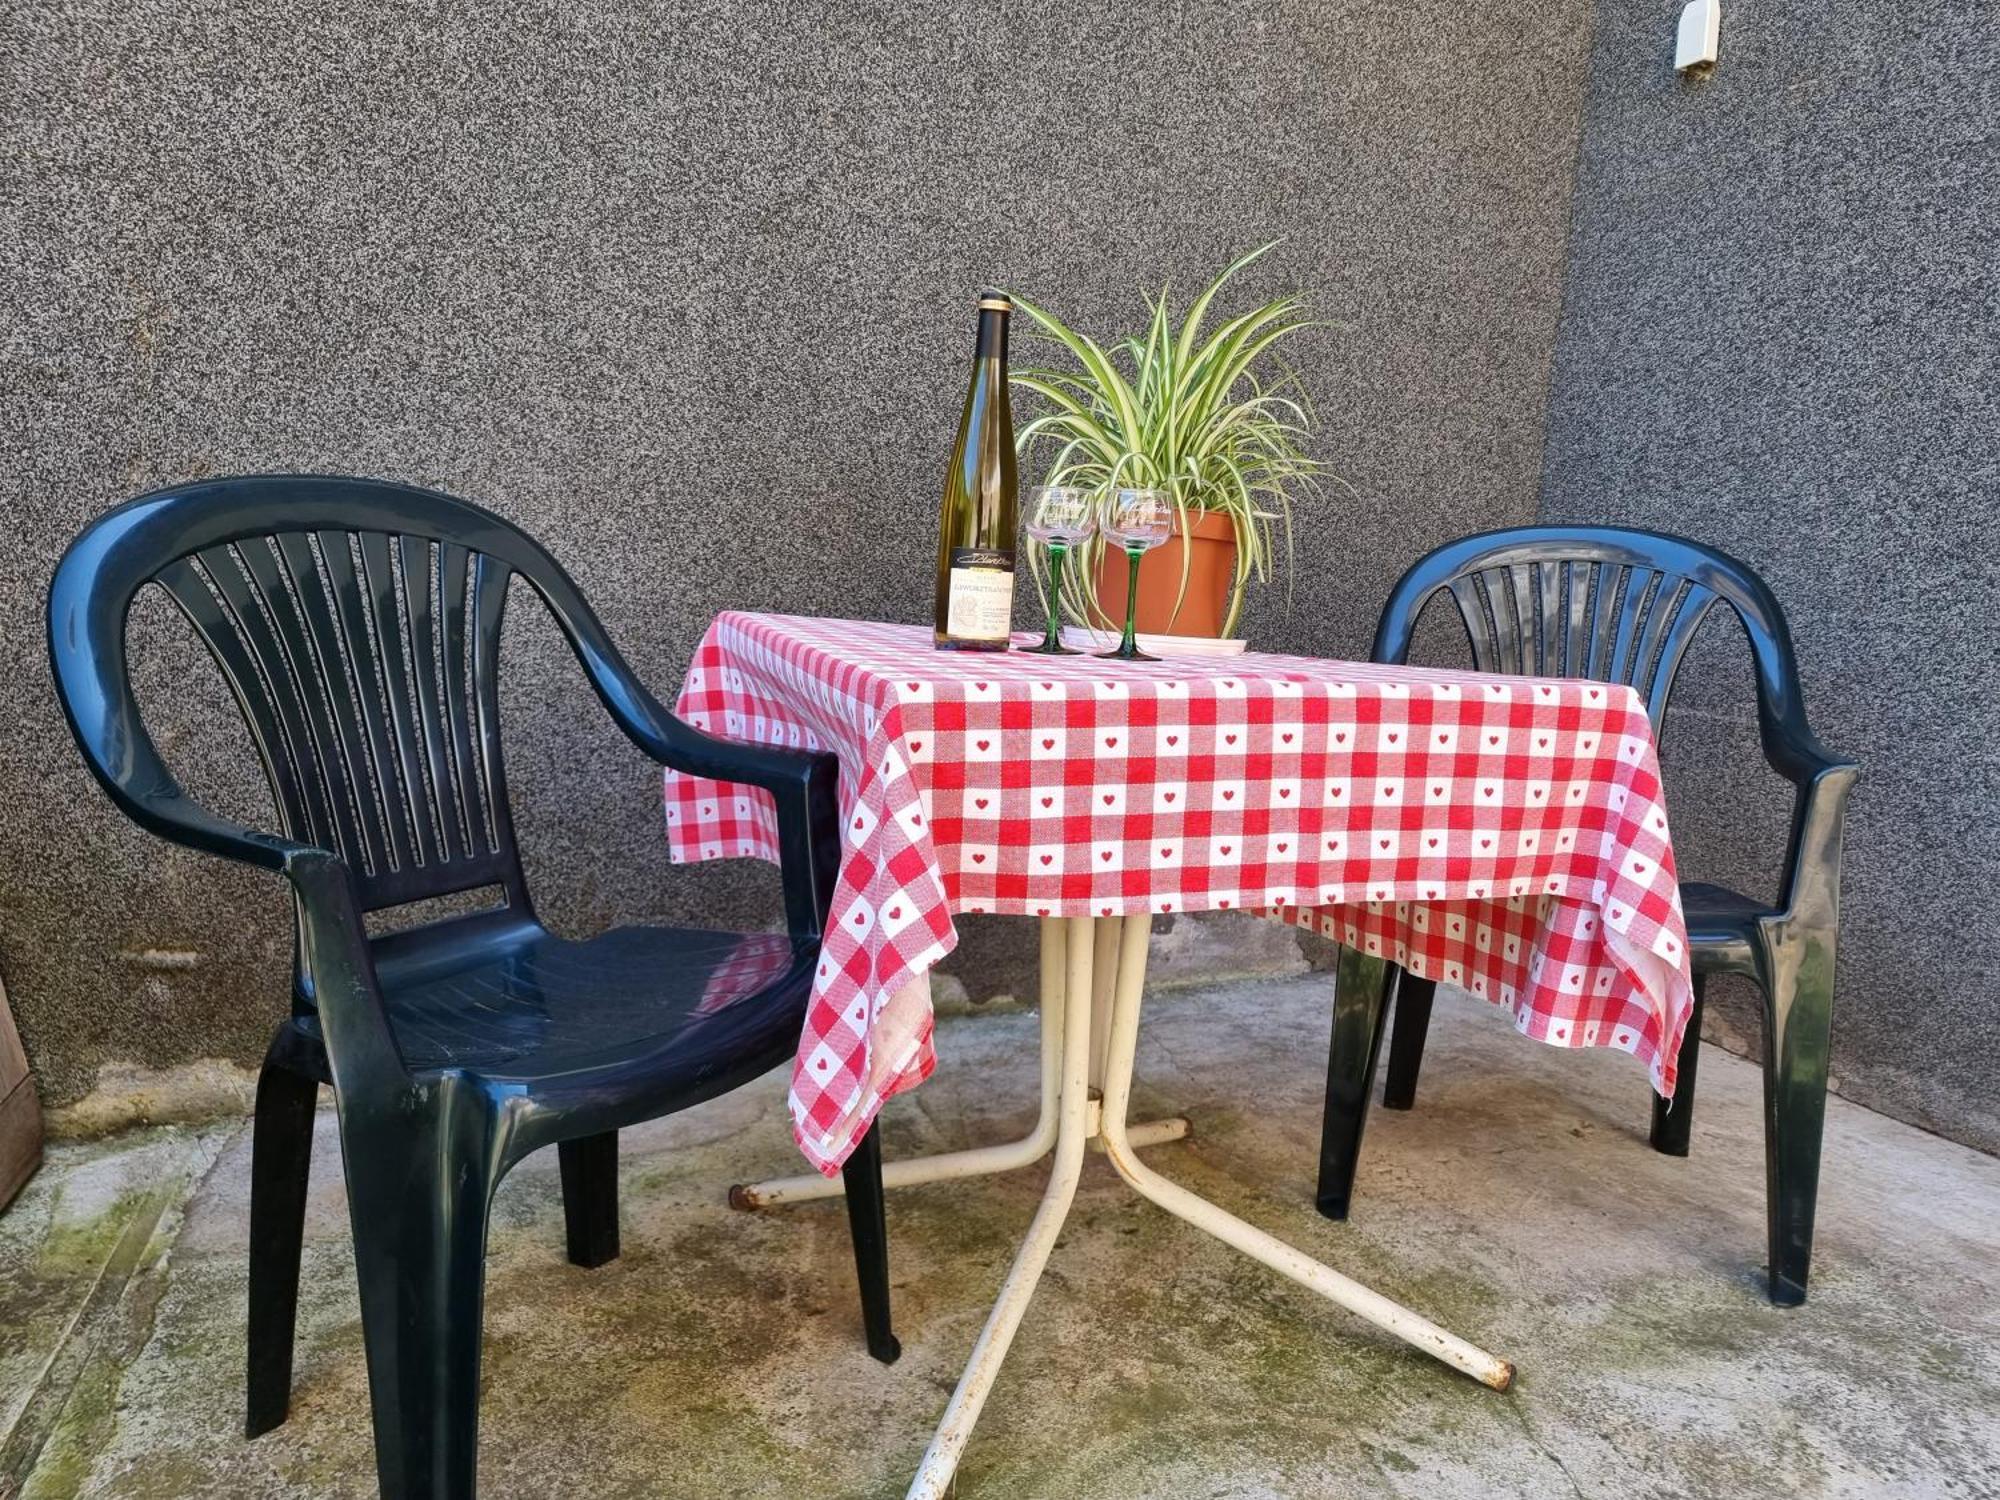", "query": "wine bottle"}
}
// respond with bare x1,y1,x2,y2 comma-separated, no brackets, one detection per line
933,289,1018,650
